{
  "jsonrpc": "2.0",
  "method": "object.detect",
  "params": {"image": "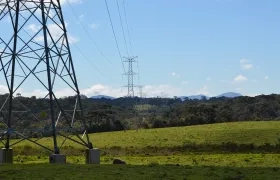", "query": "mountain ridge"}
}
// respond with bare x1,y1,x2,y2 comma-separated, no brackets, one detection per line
179,92,243,100
90,95,115,100
91,92,243,100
